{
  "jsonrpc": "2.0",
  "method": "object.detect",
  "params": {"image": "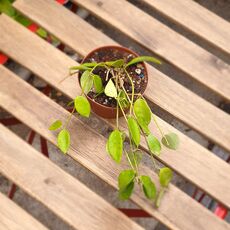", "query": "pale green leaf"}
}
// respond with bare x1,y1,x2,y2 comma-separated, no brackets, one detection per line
127,116,140,147
74,96,91,117
161,132,179,150
127,150,142,167
159,167,173,187
147,134,161,155
134,98,151,130
126,56,161,67
140,175,156,200
104,79,117,98
49,120,62,131
106,59,124,68
57,129,70,154
80,70,93,94
107,129,123,163
93,74,103,93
